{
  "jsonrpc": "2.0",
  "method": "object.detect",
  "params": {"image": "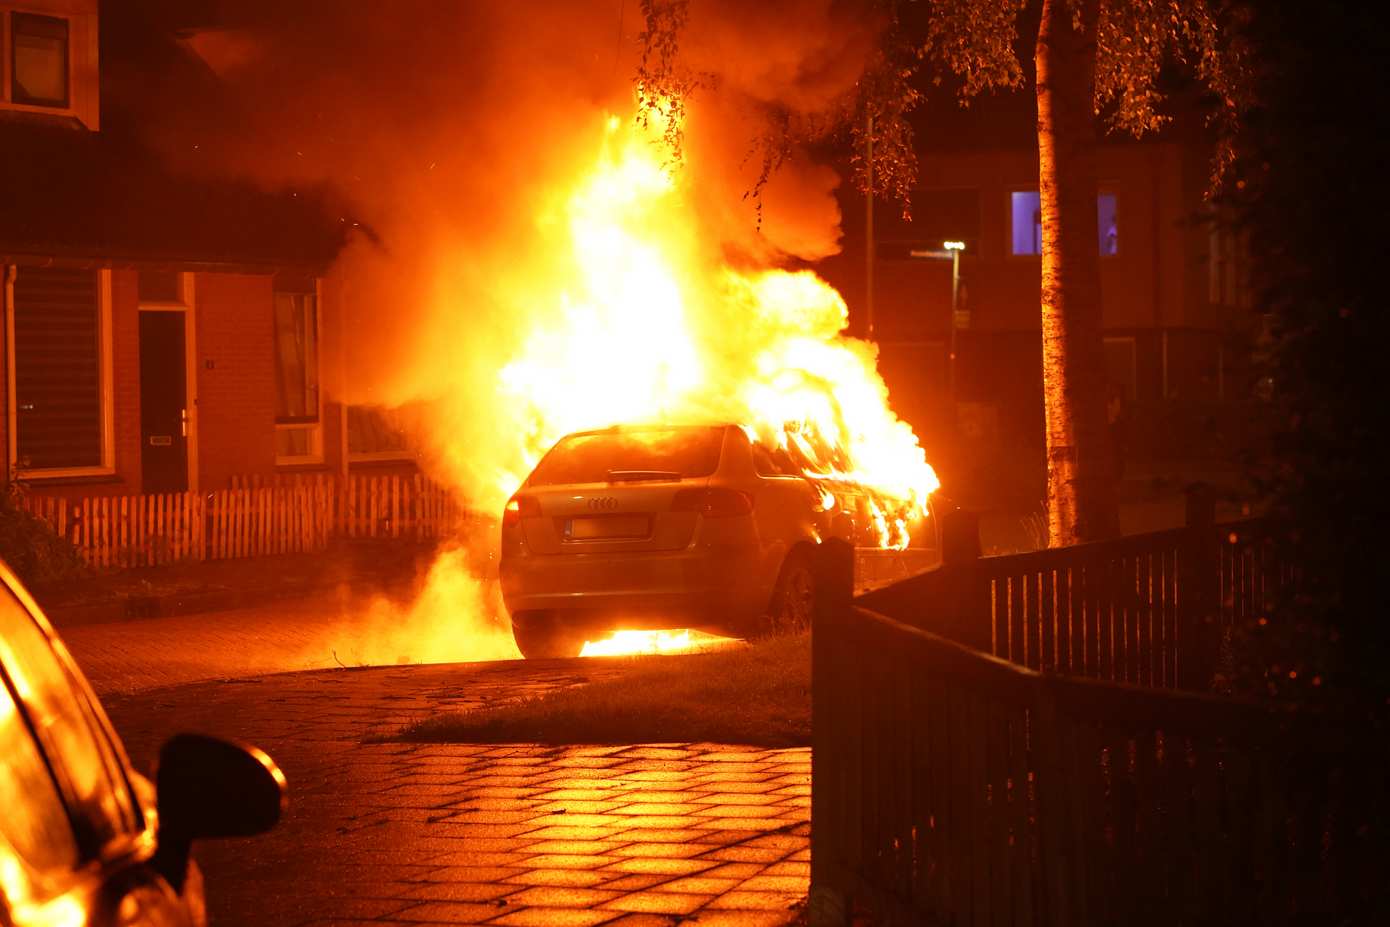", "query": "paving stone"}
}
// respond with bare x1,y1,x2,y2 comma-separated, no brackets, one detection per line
705,890,805,911
601,915,690,927
488,908,622,926
691,818,793,832
606,857,718,875
607,842,706,859
391,900,507,923
651,875,742,894
521,854,623,870
399,882,522,902
601,890,709,915
590,873,672,892
738,875,811,893
501,886,624,908
761,861,810,877
417,866,526,883
679,911,799,926
500,870,613,888
605,828,709,844
700,847,790,863
523,840,626,856
520,825,624,841
699,862,768,881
